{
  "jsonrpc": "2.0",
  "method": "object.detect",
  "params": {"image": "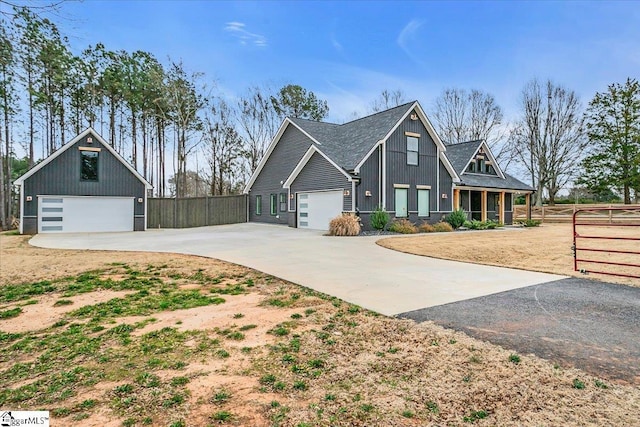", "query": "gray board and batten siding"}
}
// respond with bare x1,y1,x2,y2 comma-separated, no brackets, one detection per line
248,124,352,226
21,132,147,234
355,147,380,214
383,109,454,223
290,152,352,211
